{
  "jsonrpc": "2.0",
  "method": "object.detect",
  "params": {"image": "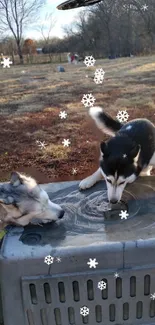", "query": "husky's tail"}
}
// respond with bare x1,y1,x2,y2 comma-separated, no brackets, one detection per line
89,106,123,136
